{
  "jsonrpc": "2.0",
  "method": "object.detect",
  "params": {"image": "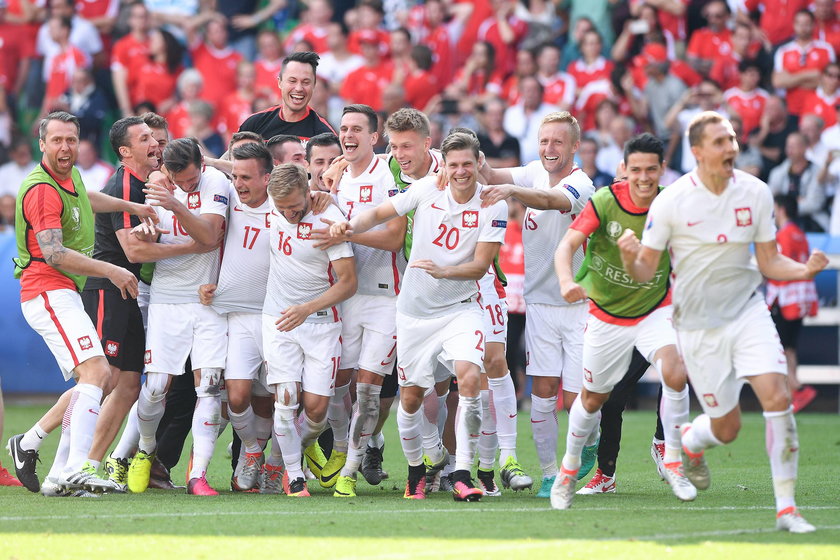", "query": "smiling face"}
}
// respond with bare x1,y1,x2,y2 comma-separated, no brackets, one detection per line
39,119,79,180
387,129,431,179
279,61,315,117
538,121,578,178
122,123,159,177
443,148,478,197
691,120,739,183
231,157,269,208
273,188,310,224
624,152,663,208
166,162,203,193
308,143,342,191
339,111,377,165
